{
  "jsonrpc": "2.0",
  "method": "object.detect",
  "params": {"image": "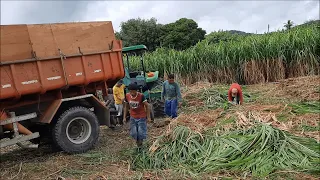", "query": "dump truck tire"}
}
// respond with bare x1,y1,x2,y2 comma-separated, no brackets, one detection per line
52,106,99,154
